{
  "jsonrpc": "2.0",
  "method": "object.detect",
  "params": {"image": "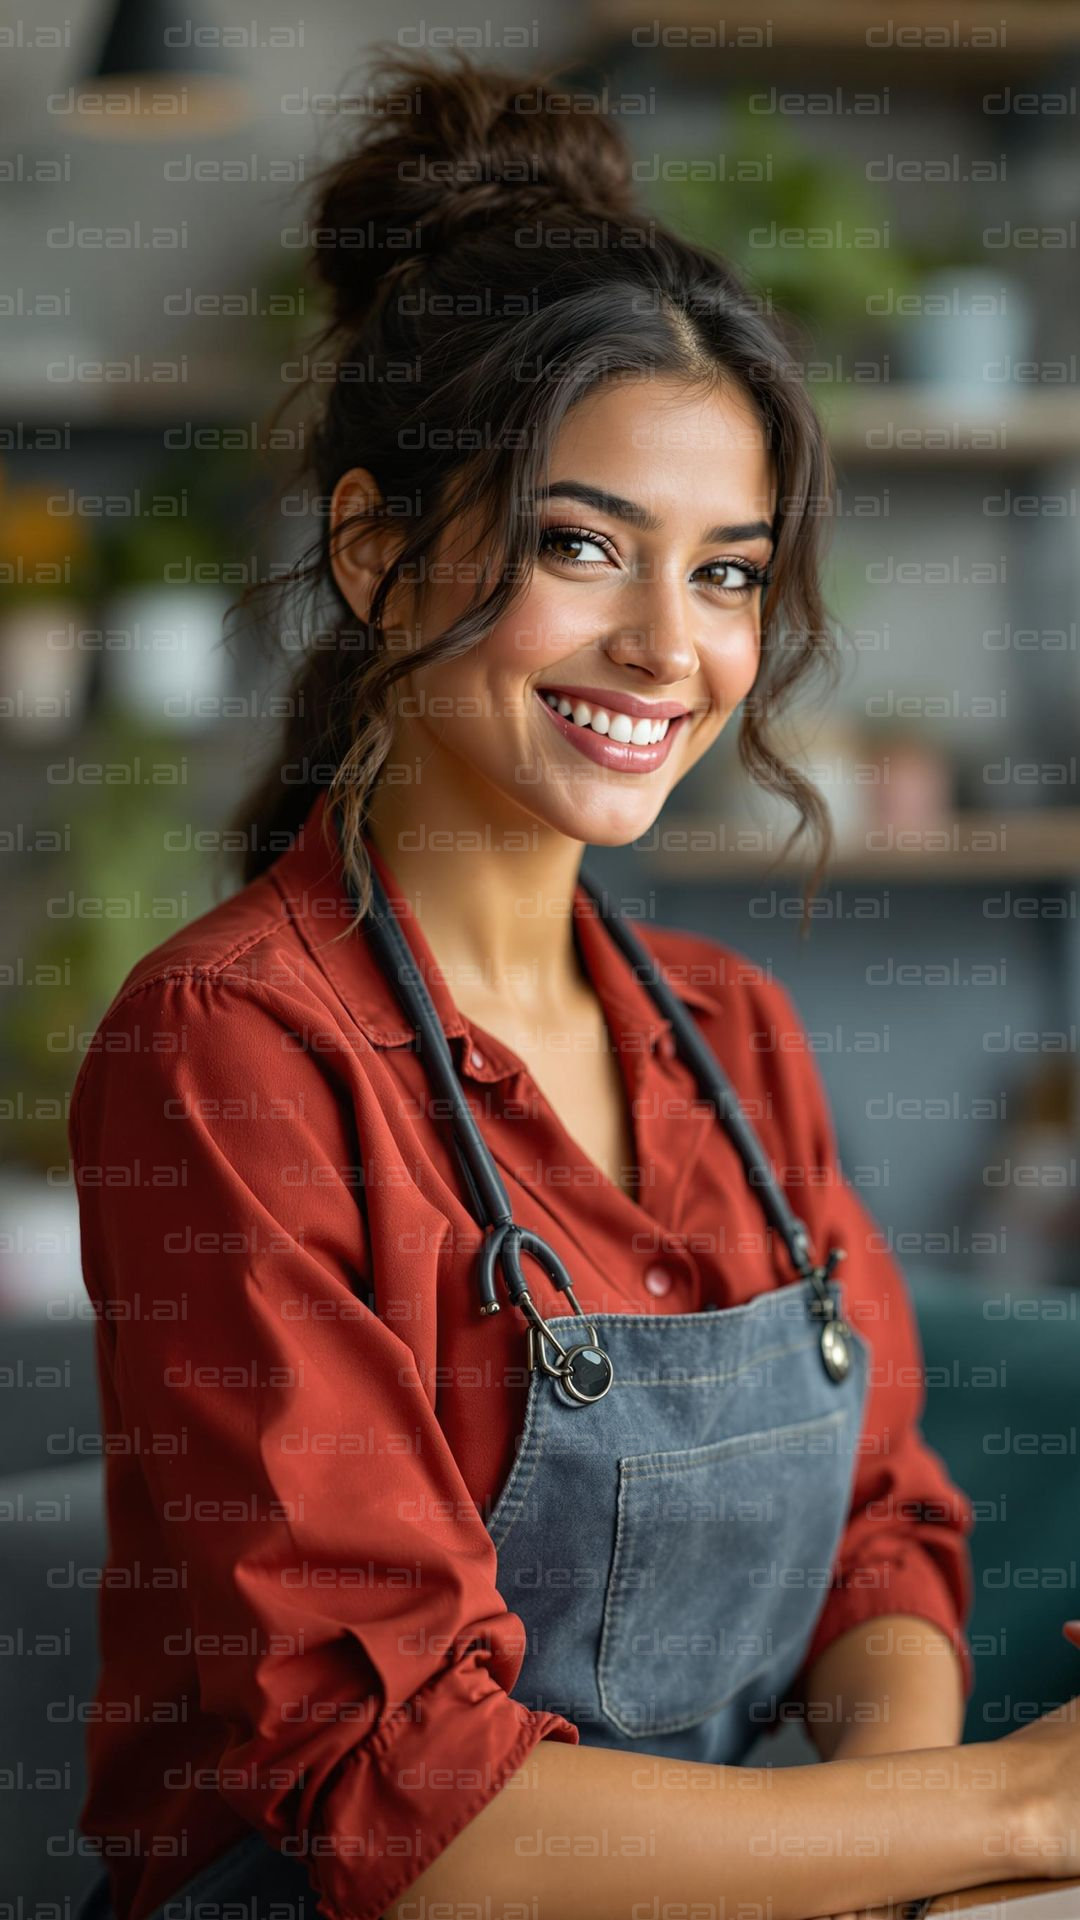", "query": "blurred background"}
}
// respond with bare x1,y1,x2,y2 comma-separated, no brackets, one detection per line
4,0,1080,1902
